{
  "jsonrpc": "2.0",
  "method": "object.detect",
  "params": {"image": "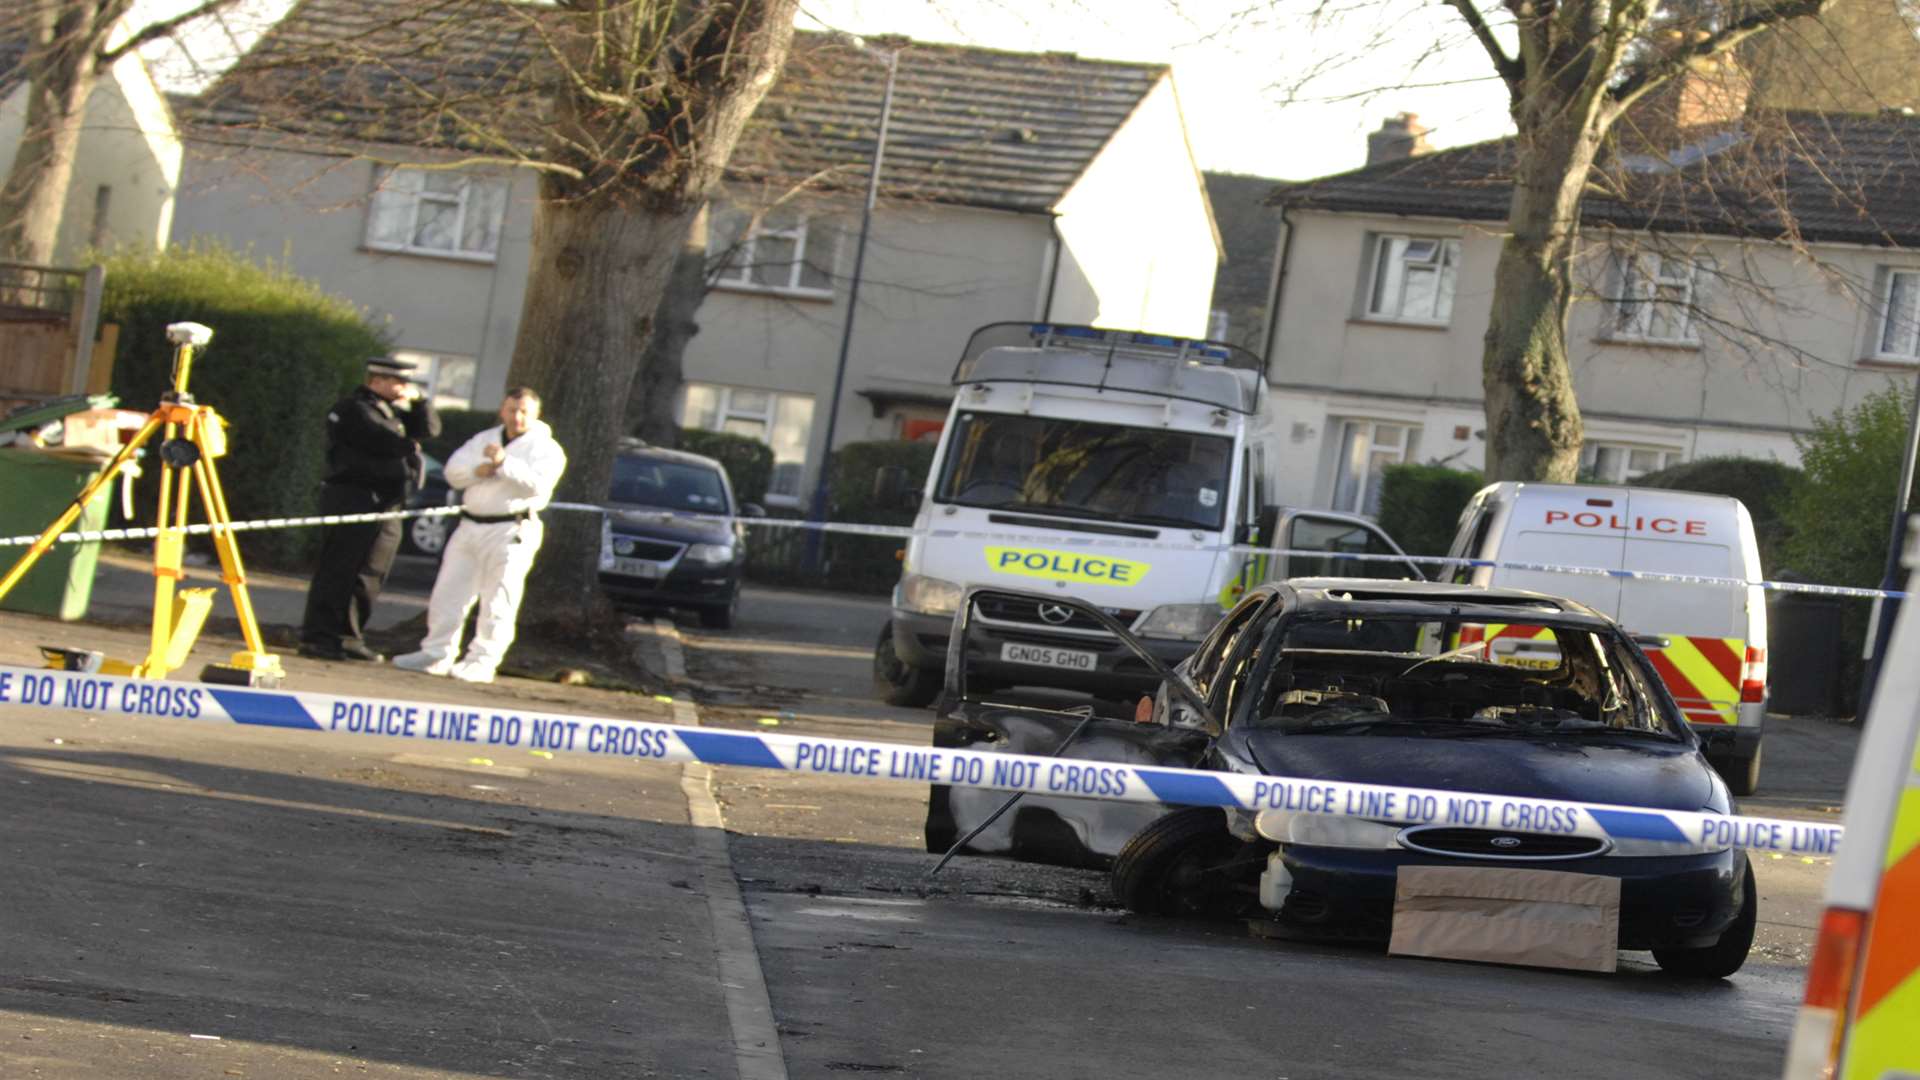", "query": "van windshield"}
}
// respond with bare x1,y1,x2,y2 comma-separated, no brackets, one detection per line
935,411,1233,531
